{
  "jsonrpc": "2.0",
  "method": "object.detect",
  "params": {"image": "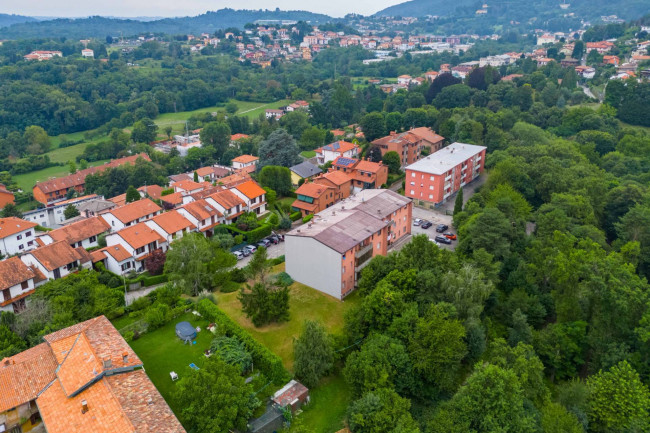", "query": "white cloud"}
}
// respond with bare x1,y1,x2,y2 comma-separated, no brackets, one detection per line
4,0,402,18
